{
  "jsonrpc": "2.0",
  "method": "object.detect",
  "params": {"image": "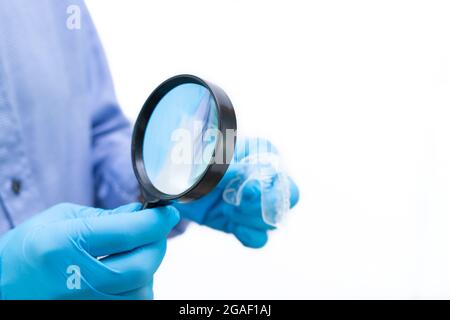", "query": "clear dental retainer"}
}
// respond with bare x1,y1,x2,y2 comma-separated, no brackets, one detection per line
222,152,291,226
